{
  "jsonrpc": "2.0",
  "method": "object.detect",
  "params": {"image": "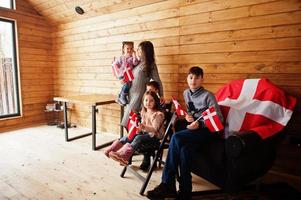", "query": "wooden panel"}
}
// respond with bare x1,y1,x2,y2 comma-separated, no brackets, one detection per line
179,62,301,74
180,11,301,35
180,24,301,45
177,50,301,63
180,0,279,16
26,0,177,24
15,0,40,15
180,37,301,53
